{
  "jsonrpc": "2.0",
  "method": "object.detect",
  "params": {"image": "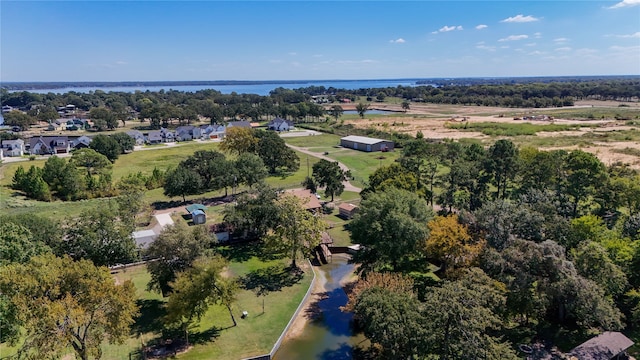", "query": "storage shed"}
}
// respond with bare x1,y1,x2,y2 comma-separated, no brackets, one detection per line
340,135,394,152
568,332,634,360
338,203,359,219
186,204,208,225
